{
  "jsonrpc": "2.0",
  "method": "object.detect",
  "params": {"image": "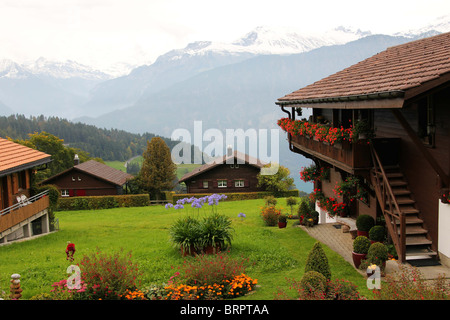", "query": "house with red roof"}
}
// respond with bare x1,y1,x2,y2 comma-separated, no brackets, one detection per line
276,32,450,265
41,156,133,197
0,137,52,244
